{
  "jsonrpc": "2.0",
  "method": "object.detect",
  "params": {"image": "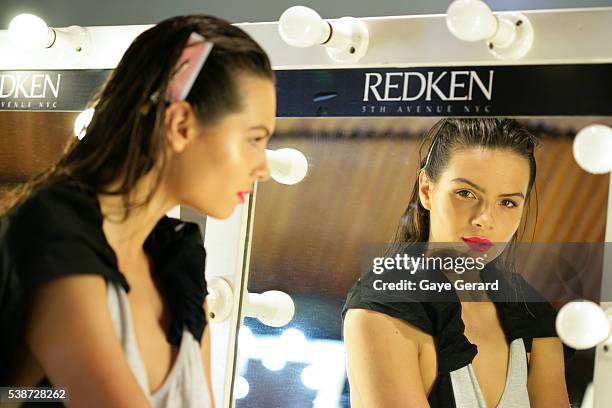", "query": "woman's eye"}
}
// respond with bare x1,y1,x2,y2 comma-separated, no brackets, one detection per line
249,137,264,146
501,199,519,208
456,189,519,208
456,190,475,199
